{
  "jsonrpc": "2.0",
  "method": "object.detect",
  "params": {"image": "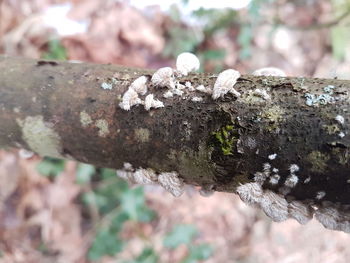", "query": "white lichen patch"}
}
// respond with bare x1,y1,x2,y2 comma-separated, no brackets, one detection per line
316,191,326,200
191,96,203,102
252,67,286,77
251,88,271,100
134,128,150,143
268,153,277,160
151,67,175,89
95,119,109,137
304,177,311,184
176,52,200,76
339,132,345,138
129,76,148,95
16,115,63,158
101,82,113,90
335,115,345,125
196,85,212,94
158,172,185,197
288,201,313,225
284,174,299,188
119,88,142,111
144,94,164,111
212,69,241,100
80,111,93,127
